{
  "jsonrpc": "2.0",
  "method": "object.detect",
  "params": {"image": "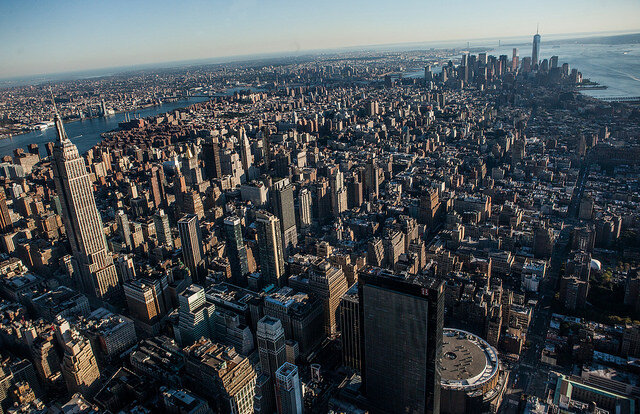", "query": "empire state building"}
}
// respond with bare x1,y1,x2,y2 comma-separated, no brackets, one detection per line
51,105,119,301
